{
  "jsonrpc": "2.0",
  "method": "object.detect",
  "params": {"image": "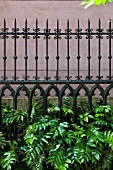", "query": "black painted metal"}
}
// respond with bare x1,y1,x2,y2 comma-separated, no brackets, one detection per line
33,19,40,81
2,19,8,81
12,18,19,81
107,19,113,80
0,18,113,83
0,19,113,139
75,19,82,80
96,19,103,80
44,19,50,81
54,19,61,81
65,19,72,80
